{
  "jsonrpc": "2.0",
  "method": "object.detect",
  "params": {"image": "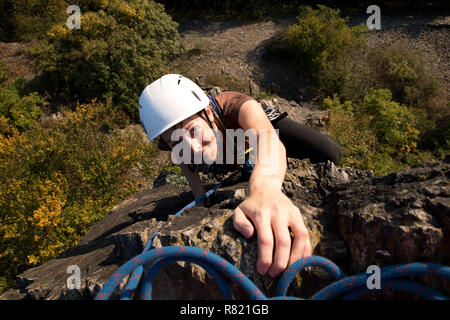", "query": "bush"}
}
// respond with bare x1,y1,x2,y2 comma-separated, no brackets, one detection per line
324,89,437,176
321,93,354,117
272,5,366,96
323,94,395,174
422,109,450,158
33,0,184,119
368,45,440,109
268,5,443,114
328,105,380,172
0,82,47,132
0,100,157,293
361,89,420,155
0,0,67,41
0,62,47,132
278,5,366,71
0,61,9,84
